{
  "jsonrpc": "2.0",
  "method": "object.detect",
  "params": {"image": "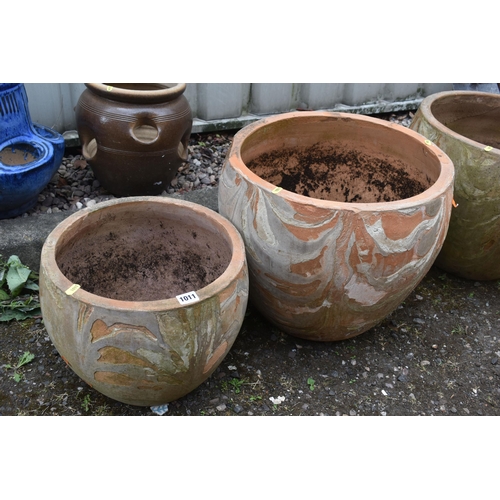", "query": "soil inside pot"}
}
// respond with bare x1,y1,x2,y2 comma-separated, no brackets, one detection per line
431,96,500,149
247,144,431,203
0,144,38,166
56,213,232,301
443,114,500,150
